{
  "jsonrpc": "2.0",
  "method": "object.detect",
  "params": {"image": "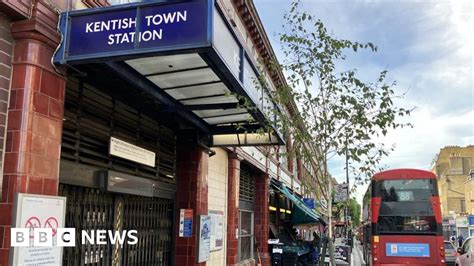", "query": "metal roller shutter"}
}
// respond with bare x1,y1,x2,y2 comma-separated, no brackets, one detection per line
61,79,176,183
